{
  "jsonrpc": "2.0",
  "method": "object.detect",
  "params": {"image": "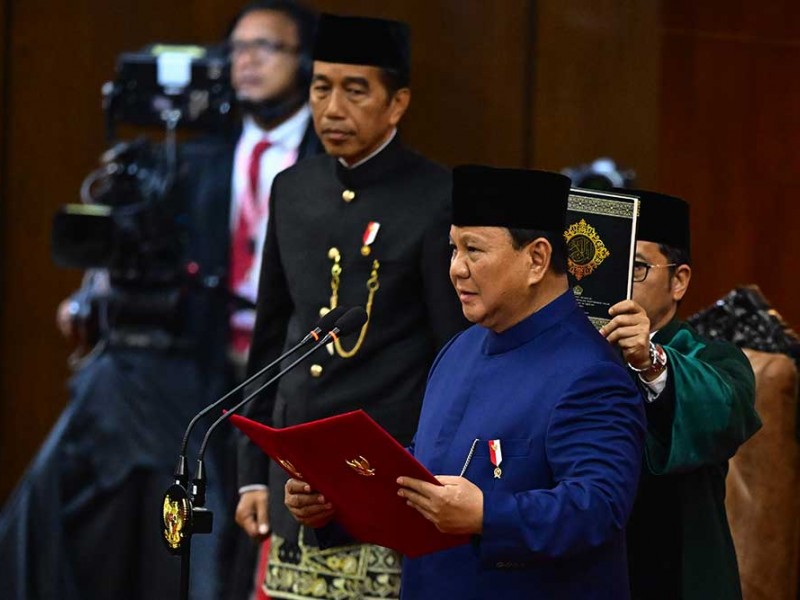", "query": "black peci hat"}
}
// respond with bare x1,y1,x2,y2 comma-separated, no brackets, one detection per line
452,165,571,232
621,188,691,257
313,13,410,78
